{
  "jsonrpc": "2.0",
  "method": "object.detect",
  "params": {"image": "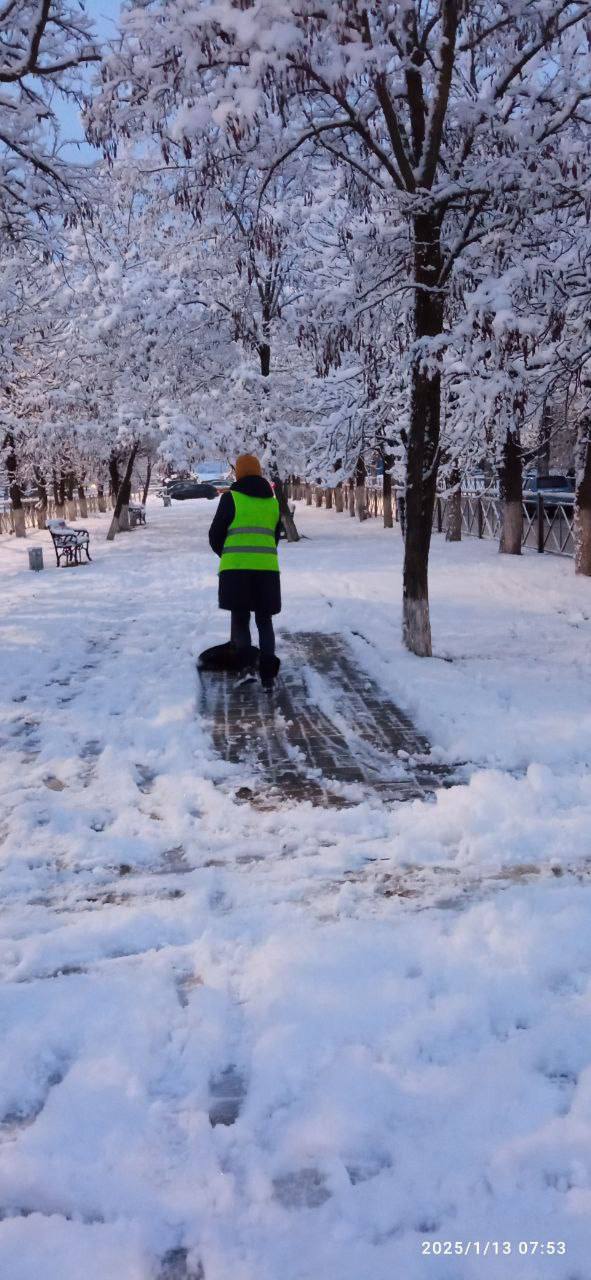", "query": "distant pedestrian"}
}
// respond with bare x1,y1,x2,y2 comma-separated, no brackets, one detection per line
208,454,282,688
